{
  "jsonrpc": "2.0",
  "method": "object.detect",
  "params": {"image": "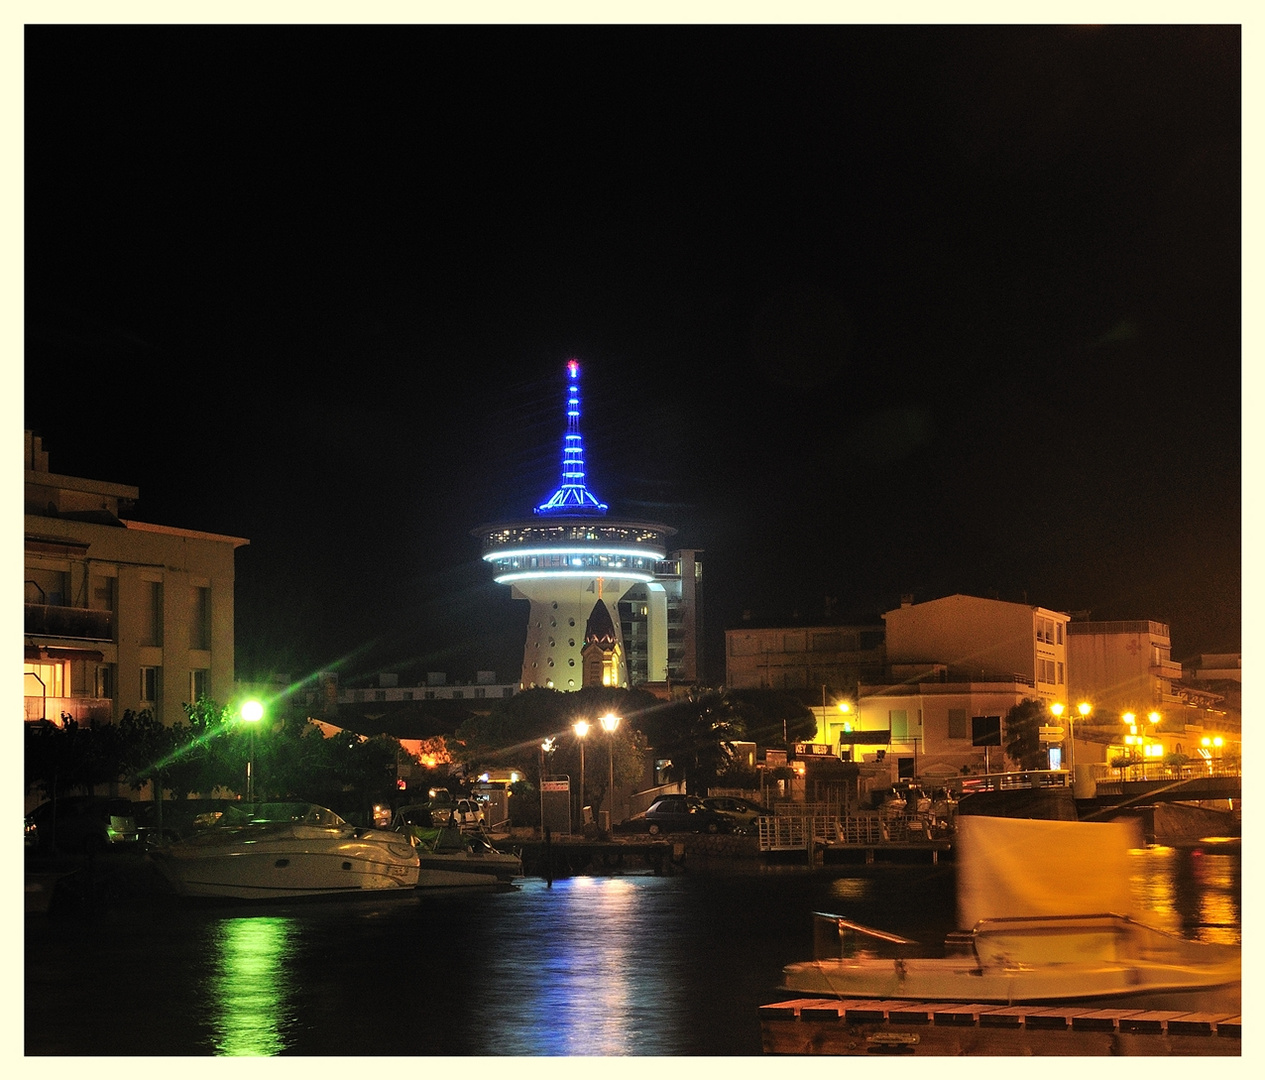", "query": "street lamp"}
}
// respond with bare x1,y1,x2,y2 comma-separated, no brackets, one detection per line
600,712,620,827
574,720,589,827
539,737,556,834
239,699,264,802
